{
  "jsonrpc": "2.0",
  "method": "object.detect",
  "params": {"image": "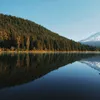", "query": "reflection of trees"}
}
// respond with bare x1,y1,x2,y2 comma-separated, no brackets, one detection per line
0,53,97,89
26,54,29,68
16,54,20,67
